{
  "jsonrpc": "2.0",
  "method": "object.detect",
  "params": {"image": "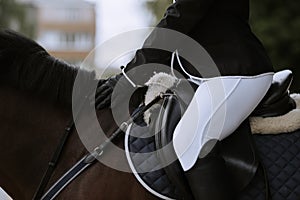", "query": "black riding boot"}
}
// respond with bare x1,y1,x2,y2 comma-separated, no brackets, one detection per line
184,145,234,200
